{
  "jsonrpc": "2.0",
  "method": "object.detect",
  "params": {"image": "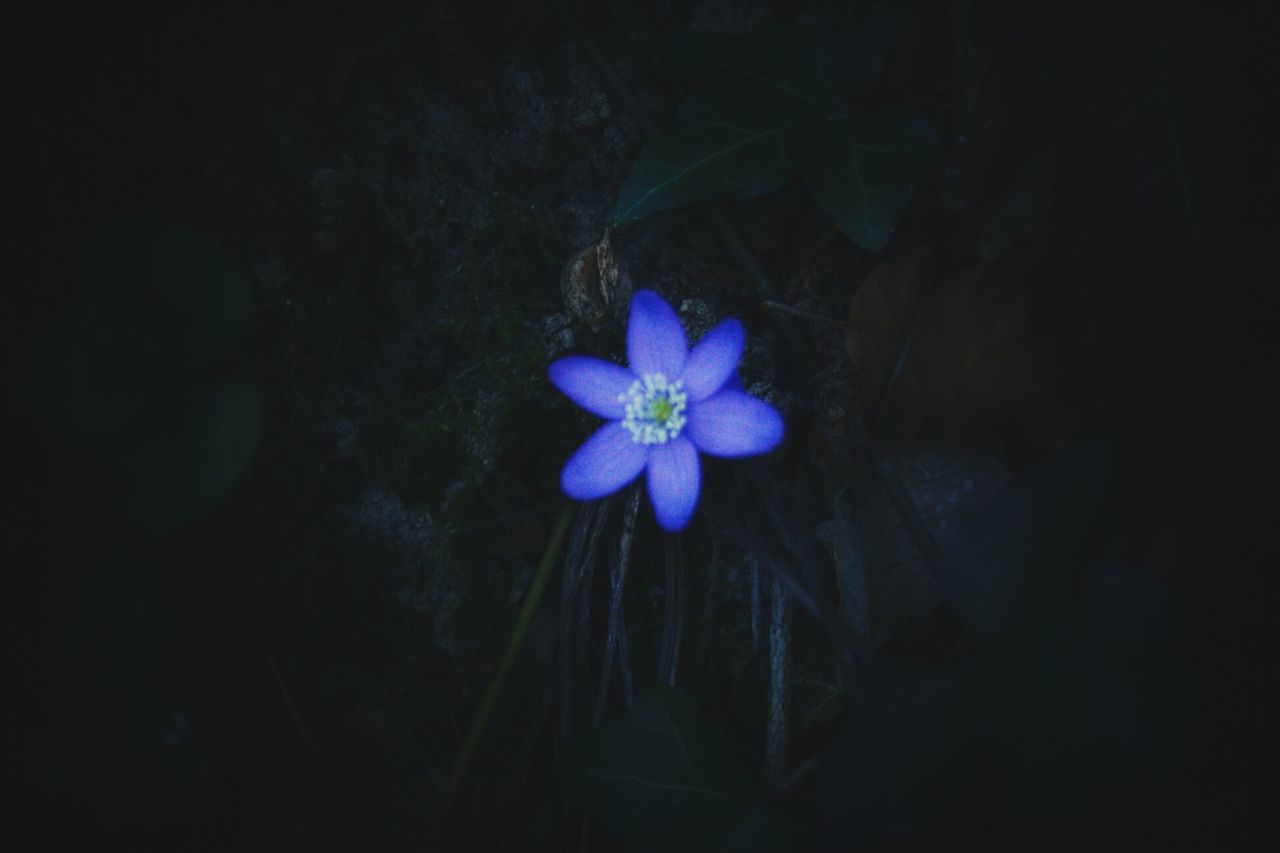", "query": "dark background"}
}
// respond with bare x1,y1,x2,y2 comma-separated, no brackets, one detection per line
16,1,1272,850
